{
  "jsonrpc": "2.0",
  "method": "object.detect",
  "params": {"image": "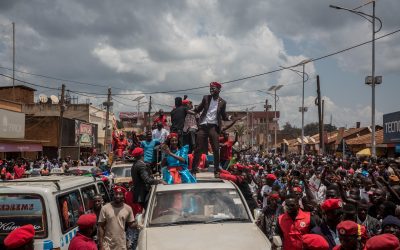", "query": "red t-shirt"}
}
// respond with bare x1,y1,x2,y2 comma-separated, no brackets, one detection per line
68,233,97,250
220,140,234,161
153,115,168,127
13,165,25,179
